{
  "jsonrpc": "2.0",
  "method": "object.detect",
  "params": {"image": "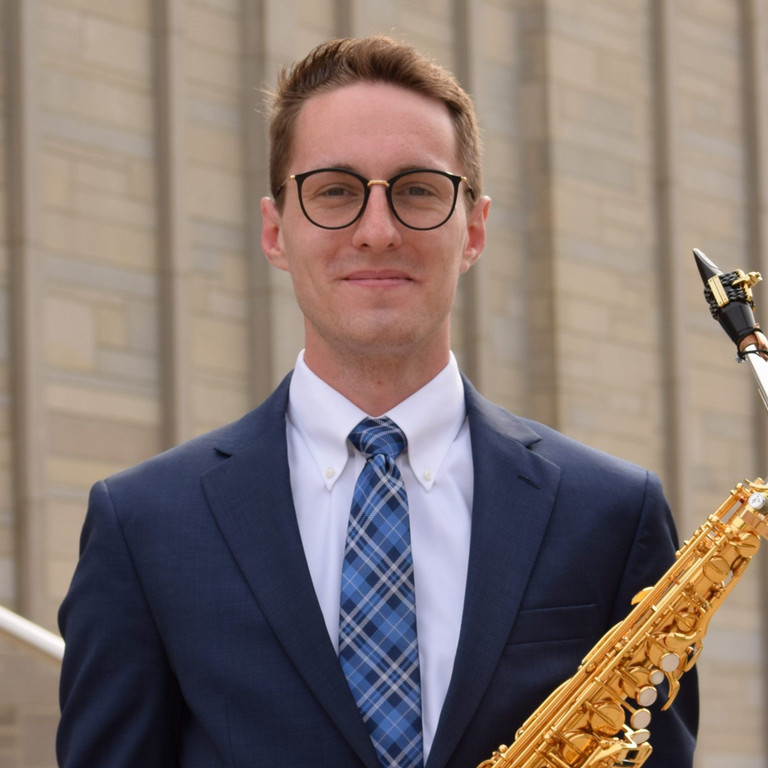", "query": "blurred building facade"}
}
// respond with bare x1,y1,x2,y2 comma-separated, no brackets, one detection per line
1,0,767,766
